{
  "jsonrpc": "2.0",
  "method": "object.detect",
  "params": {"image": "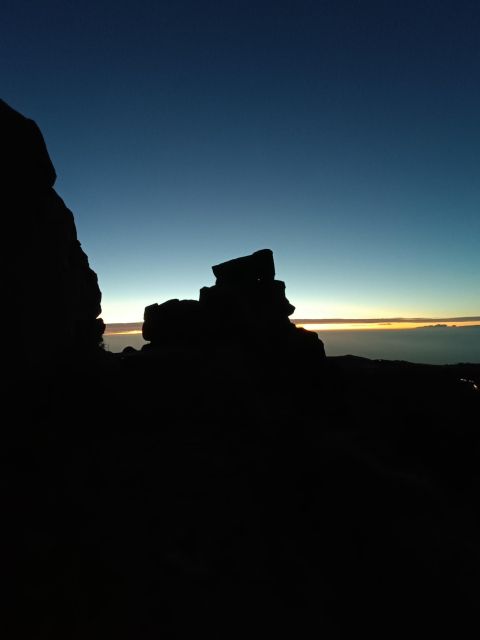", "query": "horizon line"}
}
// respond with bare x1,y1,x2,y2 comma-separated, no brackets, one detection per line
105,316,480,328
293,316,480,324
104,316,480,335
